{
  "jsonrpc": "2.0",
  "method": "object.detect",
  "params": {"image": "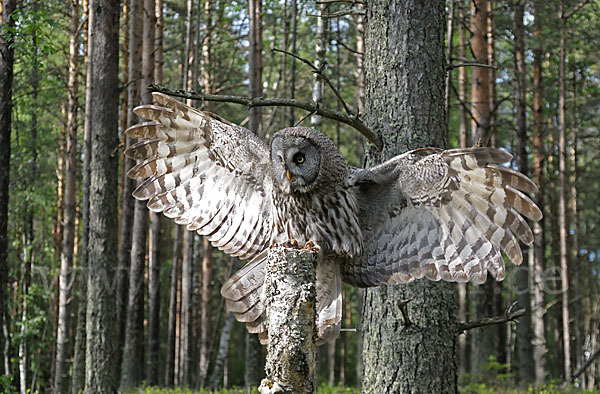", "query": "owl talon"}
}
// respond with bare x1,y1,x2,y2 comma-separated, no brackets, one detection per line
280,239,299,249
303,241,320,252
